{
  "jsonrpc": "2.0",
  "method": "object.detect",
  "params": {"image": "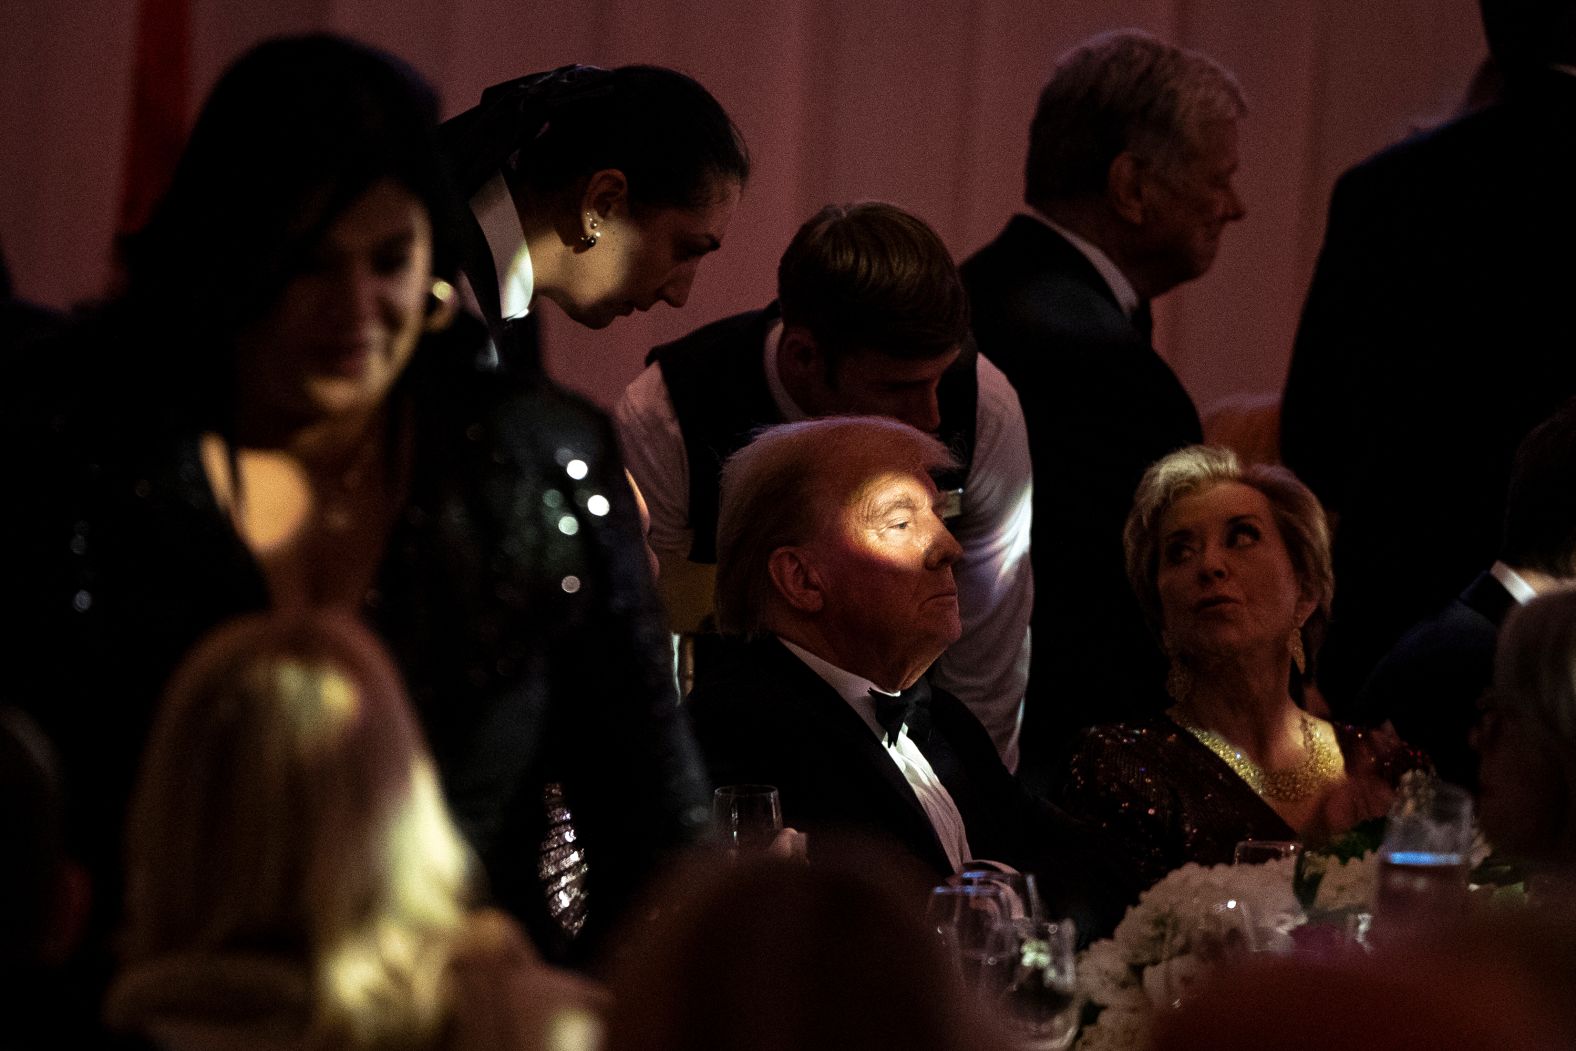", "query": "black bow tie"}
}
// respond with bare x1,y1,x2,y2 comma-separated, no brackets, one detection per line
871,679,931,746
